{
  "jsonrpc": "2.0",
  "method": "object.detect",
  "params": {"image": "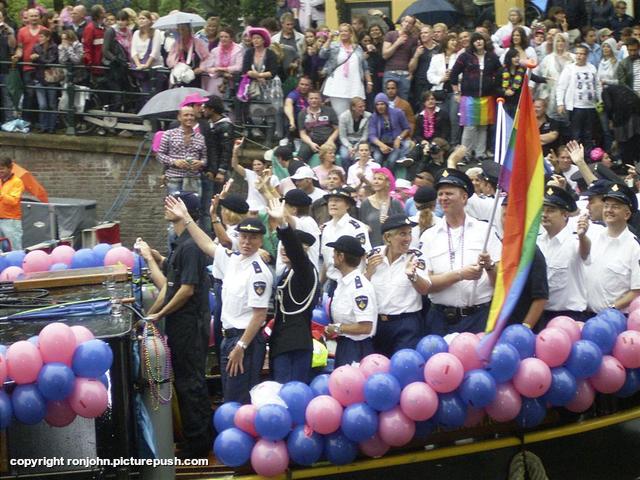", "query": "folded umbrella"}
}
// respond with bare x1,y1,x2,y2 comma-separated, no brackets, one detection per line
137,87,210,117
0,298,112,321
